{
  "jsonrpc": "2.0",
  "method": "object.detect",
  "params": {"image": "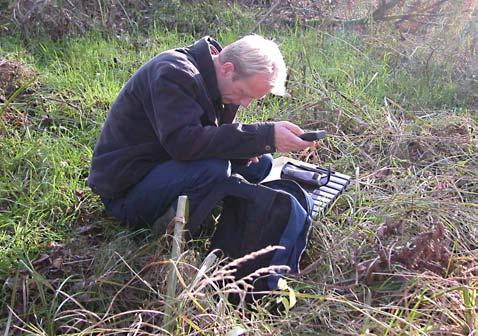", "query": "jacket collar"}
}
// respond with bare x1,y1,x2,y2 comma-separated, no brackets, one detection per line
188,36,222,103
